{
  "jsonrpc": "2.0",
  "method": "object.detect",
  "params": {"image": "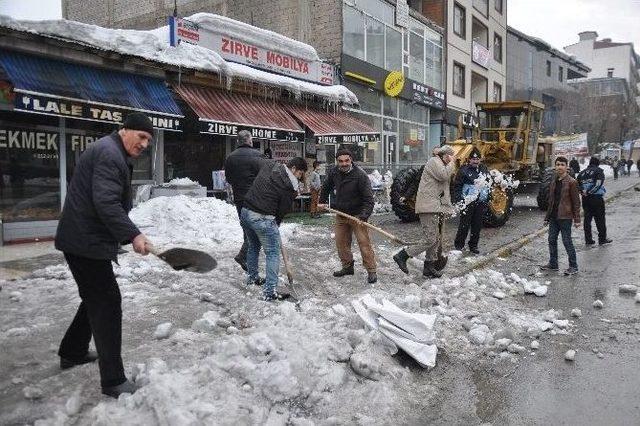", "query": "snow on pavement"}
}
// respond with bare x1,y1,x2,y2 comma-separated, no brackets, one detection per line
1,196,576,425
